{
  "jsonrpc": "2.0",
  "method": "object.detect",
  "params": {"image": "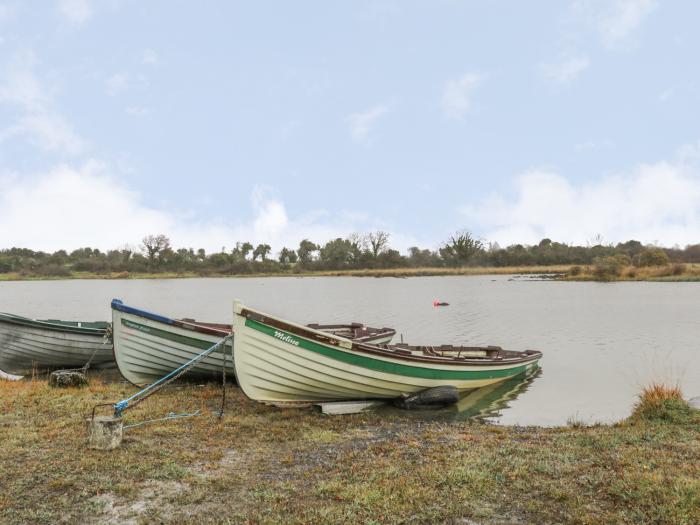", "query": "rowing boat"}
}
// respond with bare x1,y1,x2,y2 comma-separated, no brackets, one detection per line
0,313,113,375
112,299,396,386
232,300,543,406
